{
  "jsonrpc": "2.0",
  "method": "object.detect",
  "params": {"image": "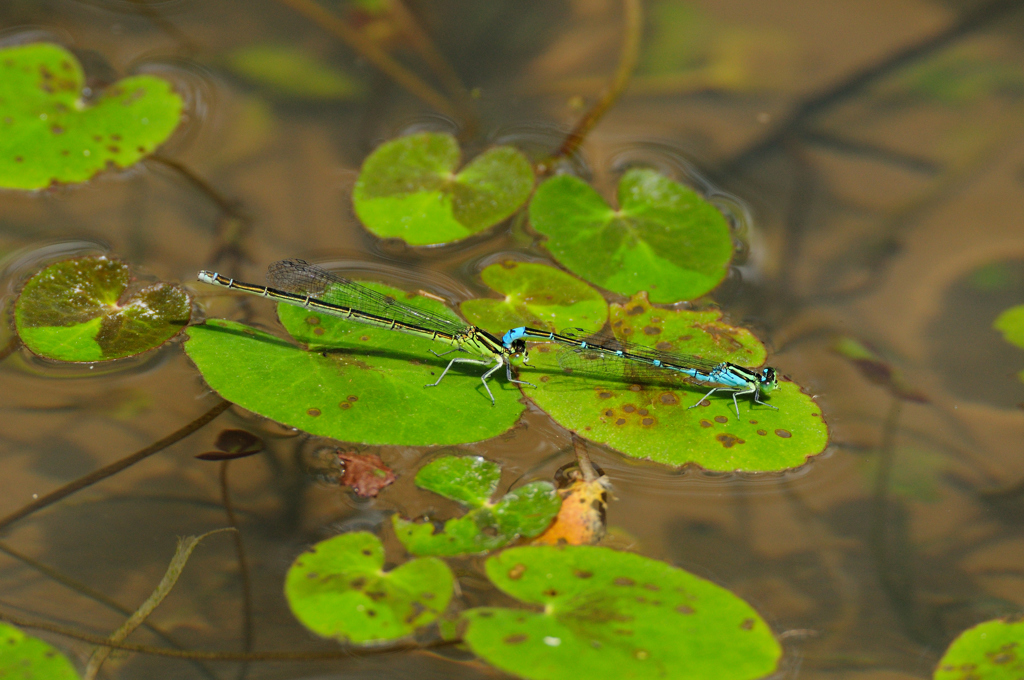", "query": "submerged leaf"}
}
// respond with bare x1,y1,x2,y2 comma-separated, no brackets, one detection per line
338,451,395,497
224,44,364,99
15,256,191,362
0,42,183,189
462,546,781,680
353,132,534,245
285,531,453,644
529,169,733,304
